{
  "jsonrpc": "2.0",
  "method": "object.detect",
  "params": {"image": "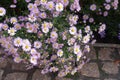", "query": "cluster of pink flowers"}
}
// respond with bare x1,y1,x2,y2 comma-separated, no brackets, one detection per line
0,0,119,77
